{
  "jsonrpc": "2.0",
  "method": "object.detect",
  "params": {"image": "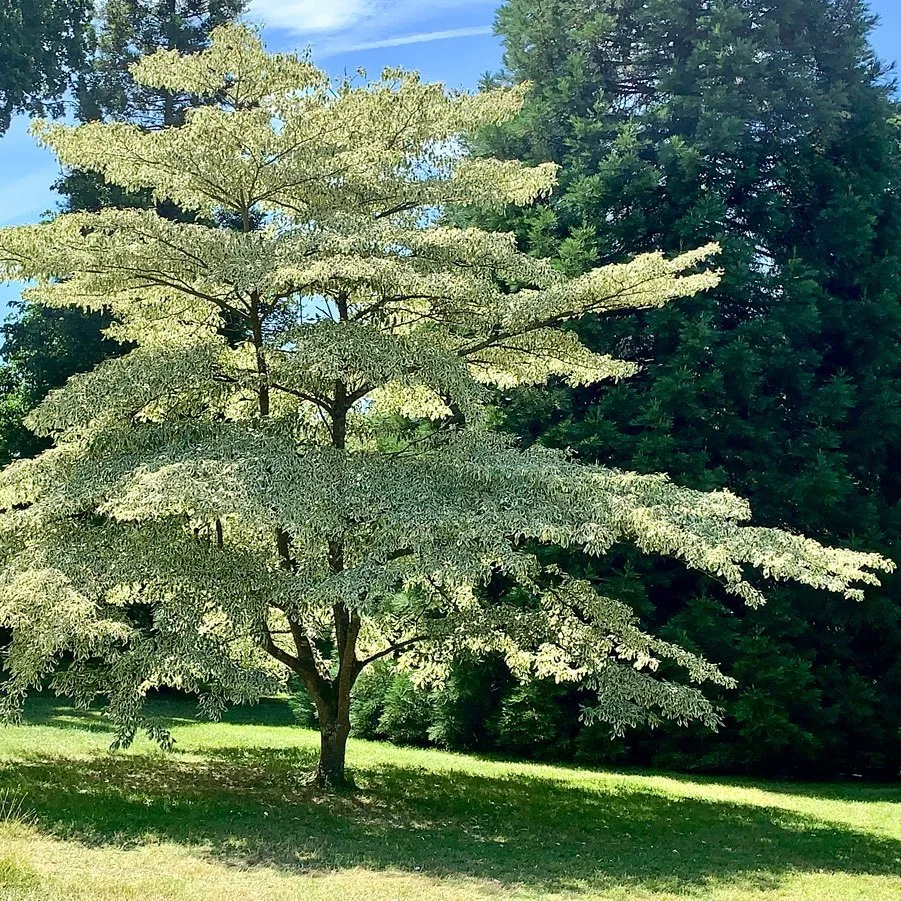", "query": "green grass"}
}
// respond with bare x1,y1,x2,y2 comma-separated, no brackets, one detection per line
0,696,898,900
